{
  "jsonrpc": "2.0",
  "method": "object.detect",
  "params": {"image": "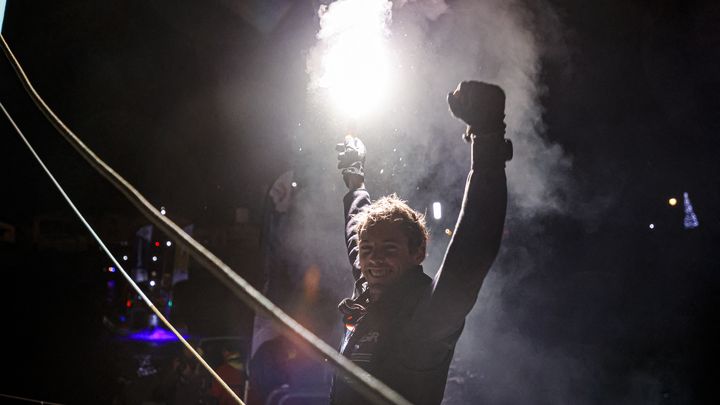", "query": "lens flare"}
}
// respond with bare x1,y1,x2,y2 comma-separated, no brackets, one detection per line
310,0,394,119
